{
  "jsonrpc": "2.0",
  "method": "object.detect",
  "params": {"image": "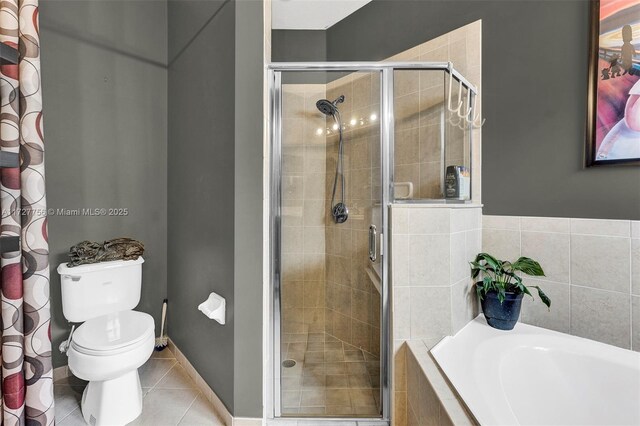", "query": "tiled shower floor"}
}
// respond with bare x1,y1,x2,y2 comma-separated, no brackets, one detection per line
281,332,381,417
